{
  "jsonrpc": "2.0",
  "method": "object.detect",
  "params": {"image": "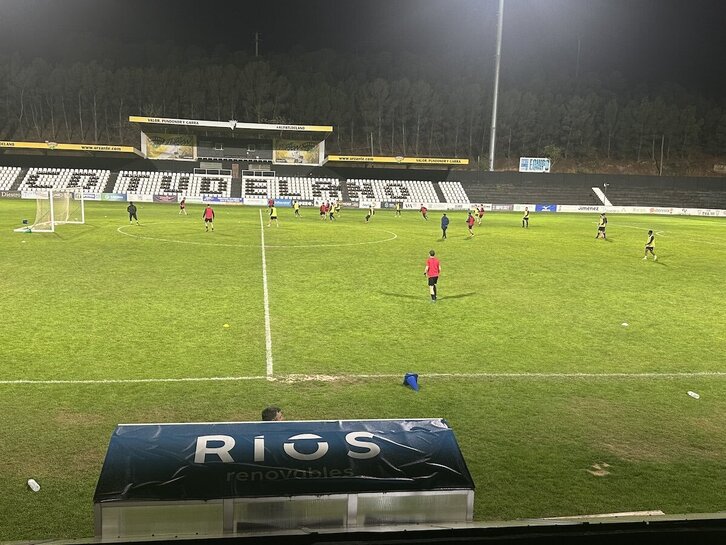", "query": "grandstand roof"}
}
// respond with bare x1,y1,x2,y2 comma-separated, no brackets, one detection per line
129,116,333,139
0,140,143,158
